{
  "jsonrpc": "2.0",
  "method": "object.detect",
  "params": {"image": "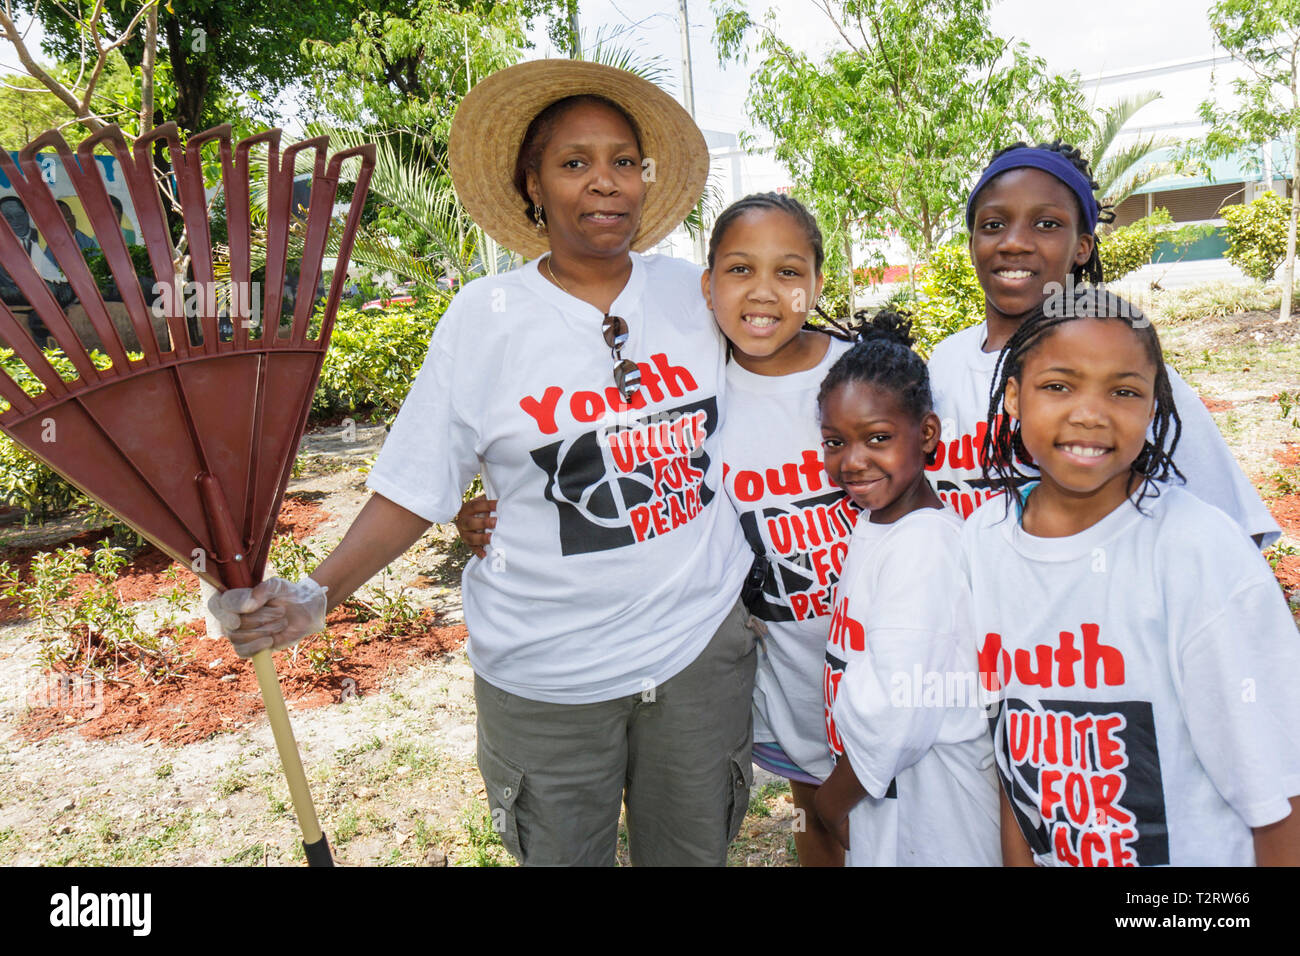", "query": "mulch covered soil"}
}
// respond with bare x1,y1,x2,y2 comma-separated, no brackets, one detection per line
1200,396,1234,413
1273,443,1300,469
1270,494,1300,540
0,493,330,624
17,609,467,745
1267,493,1300,626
